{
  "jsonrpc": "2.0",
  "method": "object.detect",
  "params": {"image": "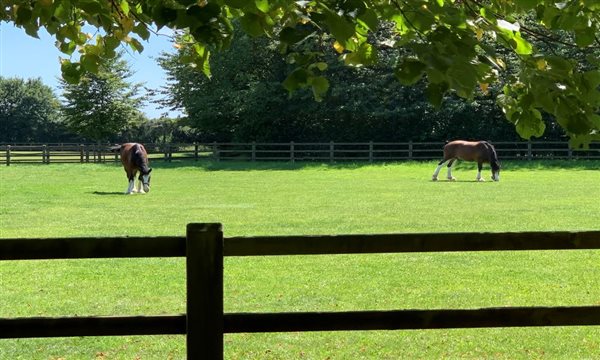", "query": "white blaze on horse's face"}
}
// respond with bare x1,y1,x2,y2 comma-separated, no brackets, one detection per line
142,174,150,193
